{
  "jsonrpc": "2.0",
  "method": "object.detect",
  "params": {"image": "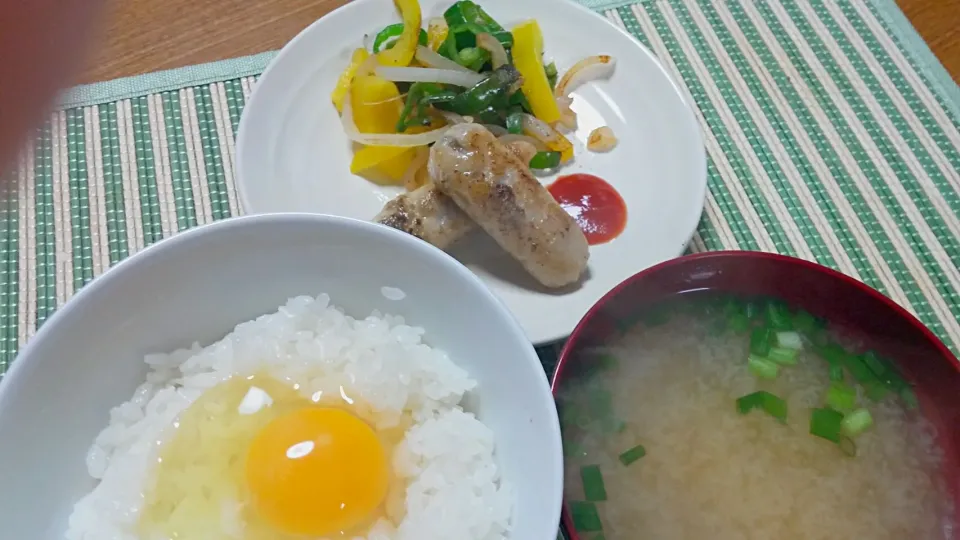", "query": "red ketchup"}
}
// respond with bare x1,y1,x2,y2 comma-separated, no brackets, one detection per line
547,173,627,245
